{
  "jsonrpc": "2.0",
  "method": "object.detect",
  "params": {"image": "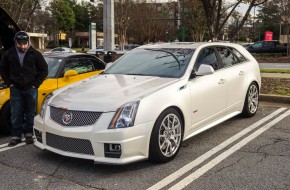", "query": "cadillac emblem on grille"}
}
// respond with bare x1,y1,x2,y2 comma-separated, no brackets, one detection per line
50,106,102,127
62,111,73,124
